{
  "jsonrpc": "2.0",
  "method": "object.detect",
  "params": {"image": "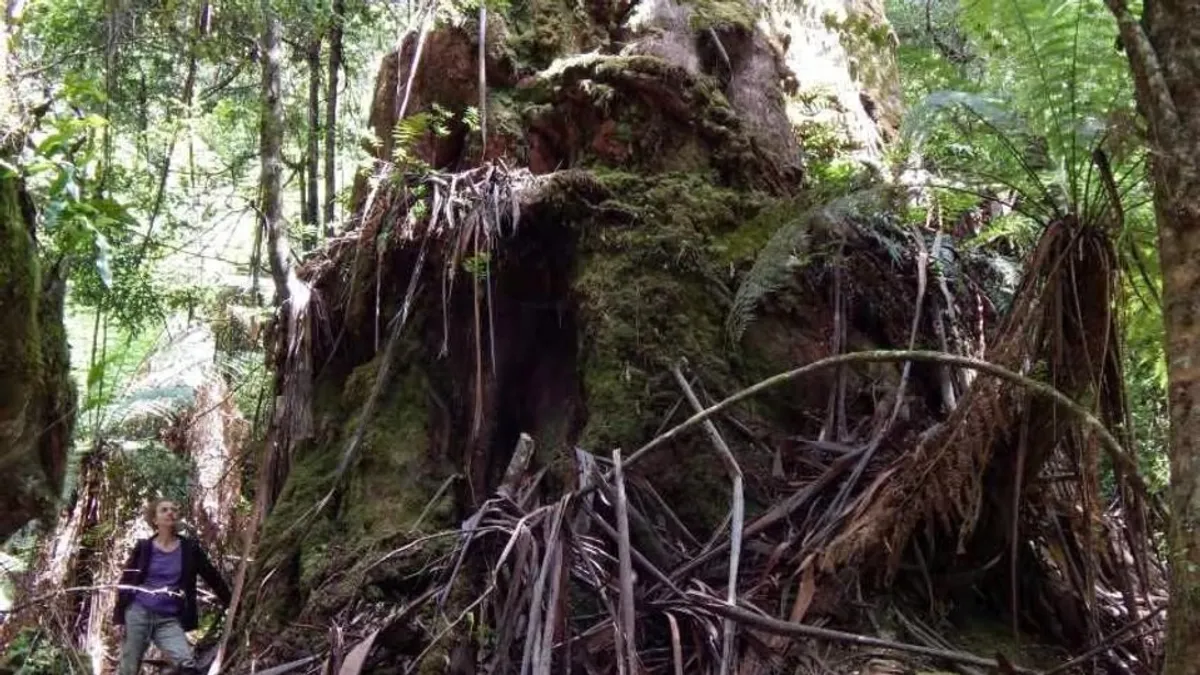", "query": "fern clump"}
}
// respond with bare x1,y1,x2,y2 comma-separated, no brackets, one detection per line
726,189,886,343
